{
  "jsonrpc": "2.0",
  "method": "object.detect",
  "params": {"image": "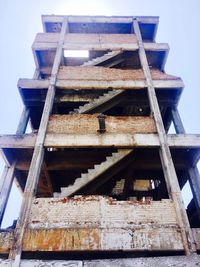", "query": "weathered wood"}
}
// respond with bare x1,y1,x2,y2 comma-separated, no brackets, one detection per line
9,19,69,266
171,107,186,134
134,18,195,254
